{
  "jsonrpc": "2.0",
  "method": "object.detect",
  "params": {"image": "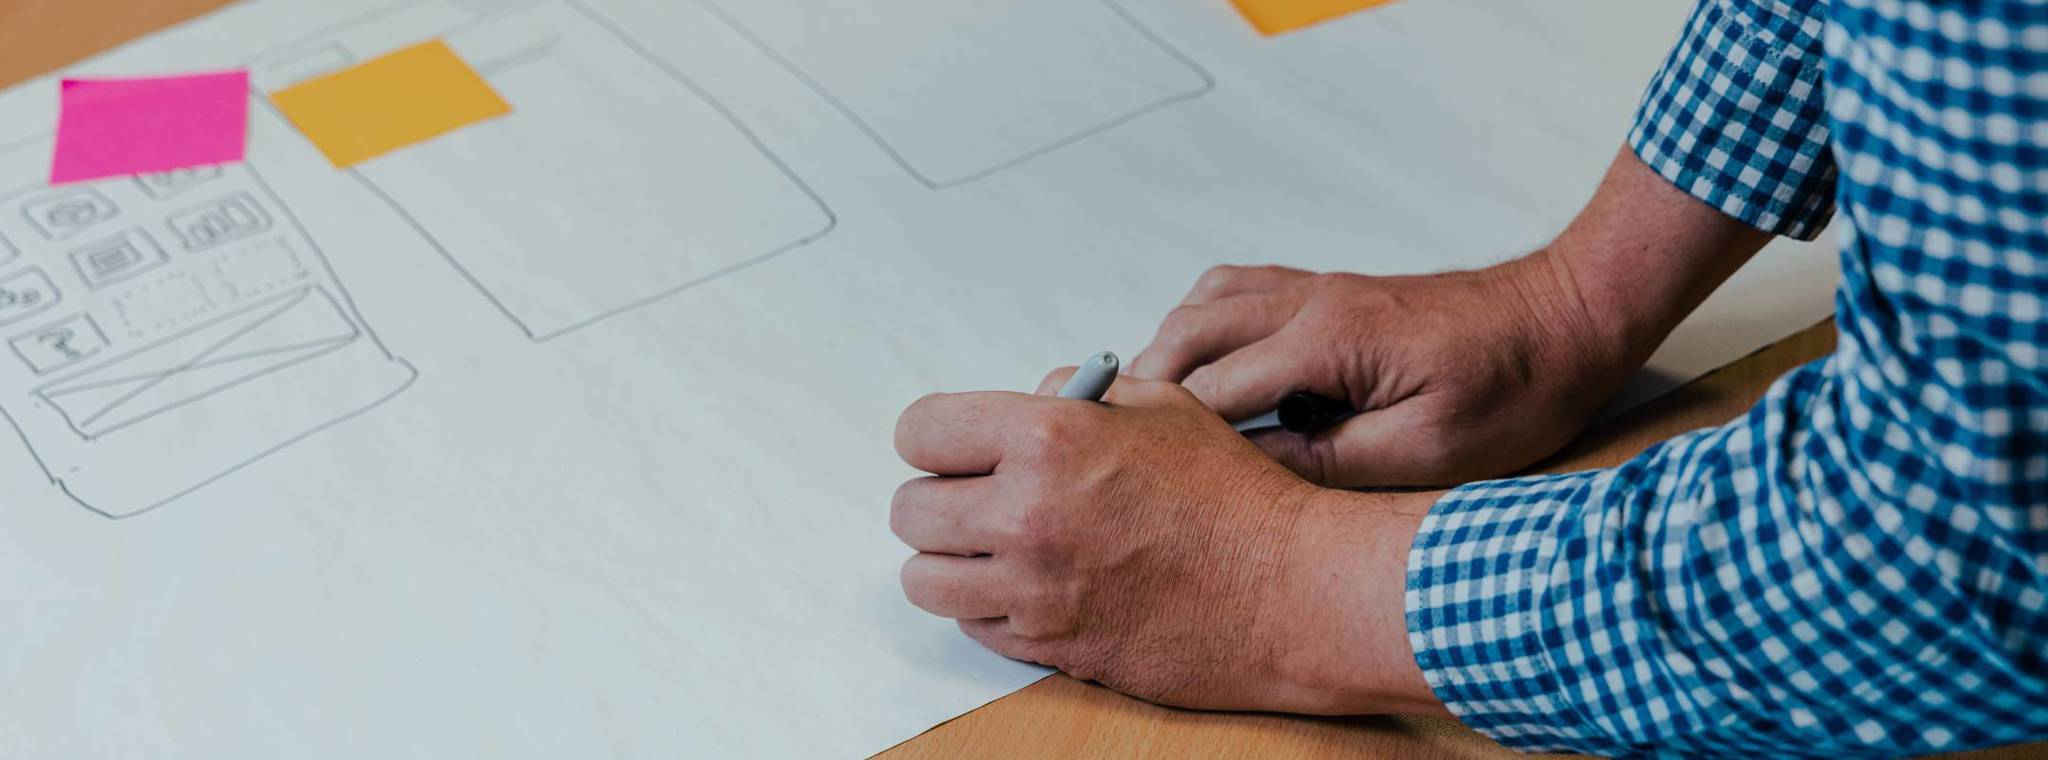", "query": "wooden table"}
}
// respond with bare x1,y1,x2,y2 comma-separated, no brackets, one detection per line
8,4,2040,758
